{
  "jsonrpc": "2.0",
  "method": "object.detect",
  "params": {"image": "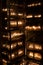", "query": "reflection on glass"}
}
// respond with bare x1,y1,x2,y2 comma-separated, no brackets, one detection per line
34,53,42,60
